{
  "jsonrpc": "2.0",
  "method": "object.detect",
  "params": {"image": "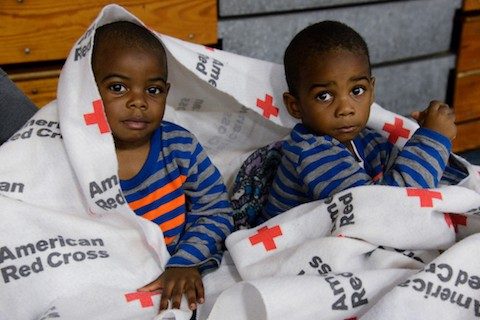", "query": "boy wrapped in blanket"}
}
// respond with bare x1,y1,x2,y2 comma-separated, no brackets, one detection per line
90,22,234,311
263,21,468,220
212,21,480,320
0,10,233,318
